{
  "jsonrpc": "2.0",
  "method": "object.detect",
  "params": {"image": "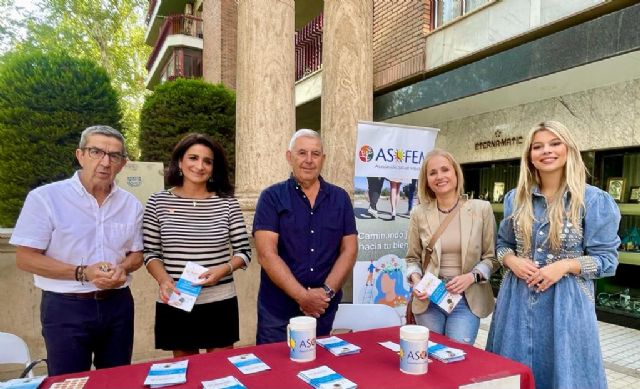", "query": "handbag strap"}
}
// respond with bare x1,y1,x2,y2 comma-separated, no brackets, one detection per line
425,198,465,255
